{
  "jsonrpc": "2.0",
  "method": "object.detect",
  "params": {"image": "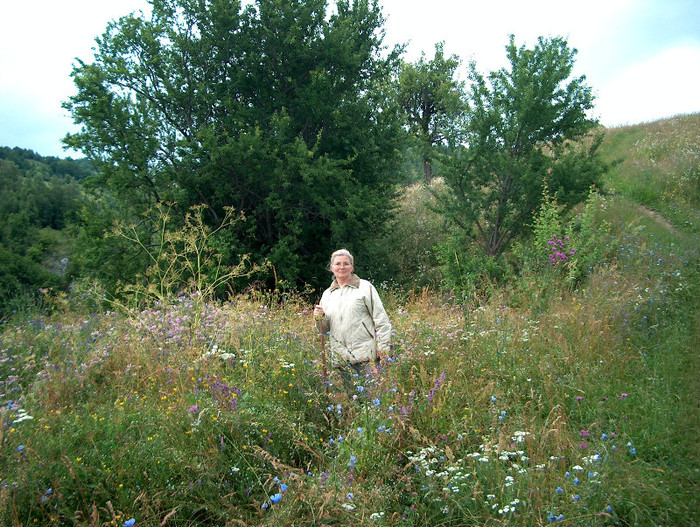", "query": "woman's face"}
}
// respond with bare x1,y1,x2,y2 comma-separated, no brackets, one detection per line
331,255,353,282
